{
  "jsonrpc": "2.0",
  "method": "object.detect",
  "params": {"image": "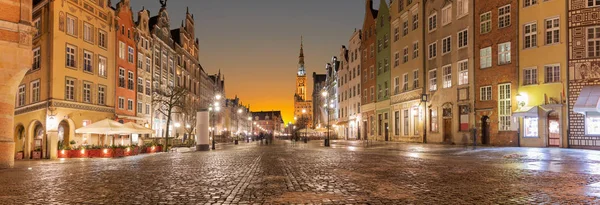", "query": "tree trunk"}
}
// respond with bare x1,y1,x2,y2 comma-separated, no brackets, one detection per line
165,109,172,153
